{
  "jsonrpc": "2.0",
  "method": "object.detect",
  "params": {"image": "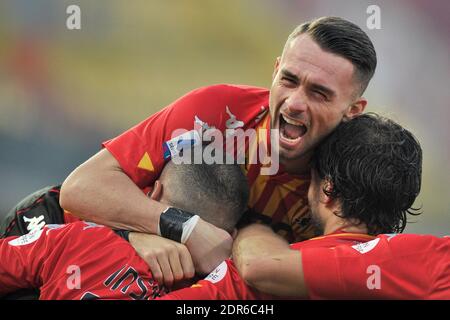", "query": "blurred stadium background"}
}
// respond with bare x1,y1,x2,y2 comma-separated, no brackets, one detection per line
0,0,448,235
